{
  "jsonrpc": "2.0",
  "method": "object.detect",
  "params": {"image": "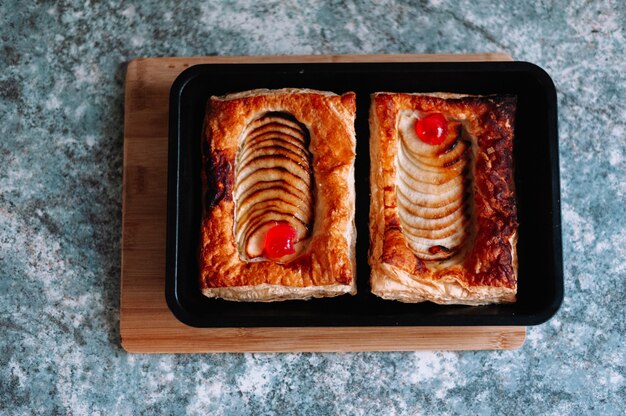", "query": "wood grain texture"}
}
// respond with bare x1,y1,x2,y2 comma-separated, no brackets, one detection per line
121,53,525,353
